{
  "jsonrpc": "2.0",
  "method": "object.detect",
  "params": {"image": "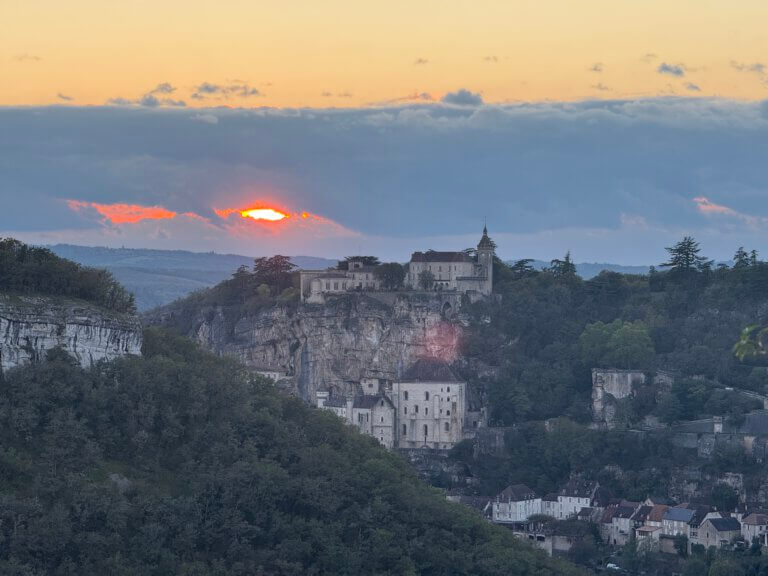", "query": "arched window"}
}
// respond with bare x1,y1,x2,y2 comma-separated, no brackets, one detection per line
403,390,409,400
404,406,407,414
402,424,406,436
425,391,430,401
423,424,428,438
